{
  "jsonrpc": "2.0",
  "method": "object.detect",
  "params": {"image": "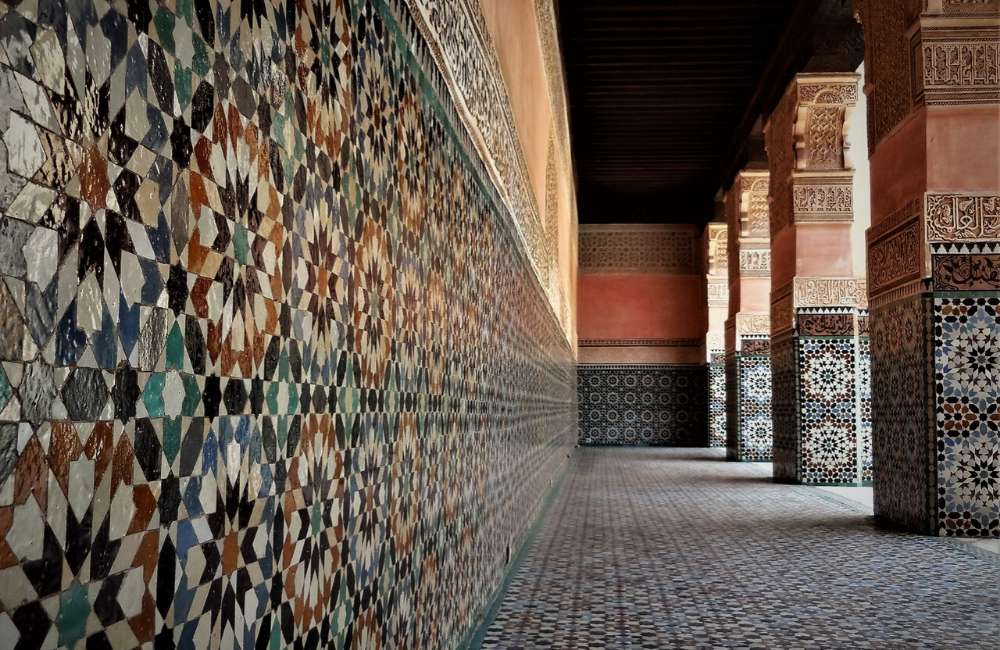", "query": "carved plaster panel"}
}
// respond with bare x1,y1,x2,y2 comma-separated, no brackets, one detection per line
708,280,730,305
926,193,1000,241
739,249,772,275
736,313,771,337
917,26,1000,105
706,223,729,275
867,200,926,298
794,278,869,309
738,173,771,239
792,177,854,221
579,224,699,274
